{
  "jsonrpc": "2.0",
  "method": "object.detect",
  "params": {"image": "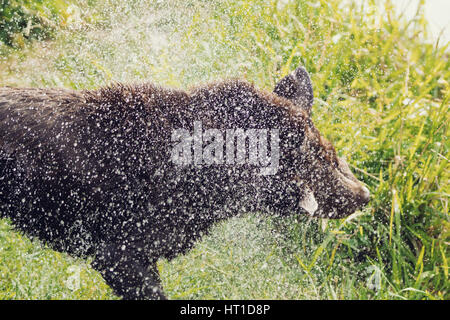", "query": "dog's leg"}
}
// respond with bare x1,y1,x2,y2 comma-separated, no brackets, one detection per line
92,242,166,300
